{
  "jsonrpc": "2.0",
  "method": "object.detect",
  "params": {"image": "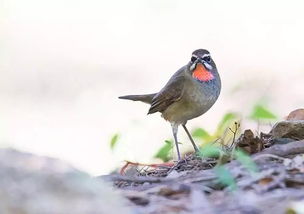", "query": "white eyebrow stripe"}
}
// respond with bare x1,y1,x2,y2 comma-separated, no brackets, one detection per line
192,53,210,59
